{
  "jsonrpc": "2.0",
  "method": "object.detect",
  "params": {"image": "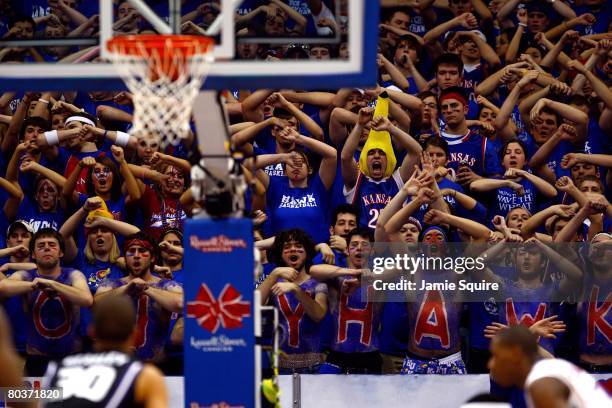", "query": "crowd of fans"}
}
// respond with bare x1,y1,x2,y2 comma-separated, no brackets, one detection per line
0,0,611,405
